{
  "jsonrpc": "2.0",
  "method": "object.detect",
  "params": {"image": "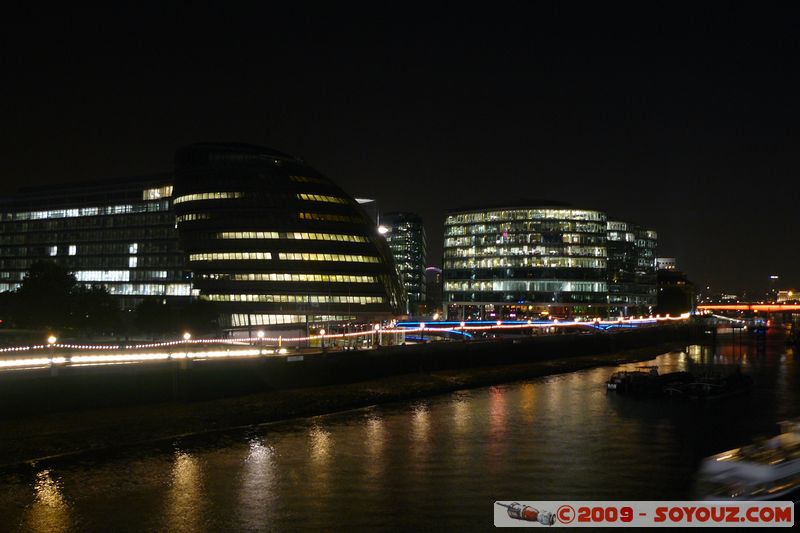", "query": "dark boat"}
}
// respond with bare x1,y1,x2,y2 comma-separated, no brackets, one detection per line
607,366,693,396
607,364,752,400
